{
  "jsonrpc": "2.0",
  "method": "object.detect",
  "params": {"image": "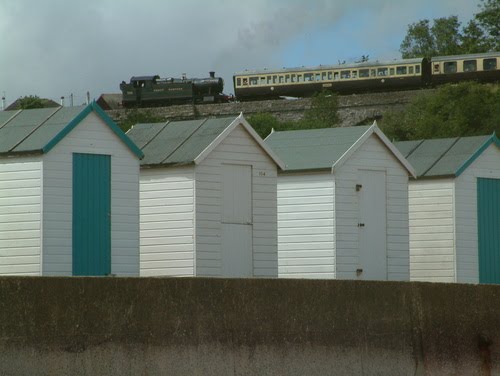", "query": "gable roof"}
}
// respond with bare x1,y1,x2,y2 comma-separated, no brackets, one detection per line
394,134,500,178
264,122,415,176
126,113,285,169
0,102,143,159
